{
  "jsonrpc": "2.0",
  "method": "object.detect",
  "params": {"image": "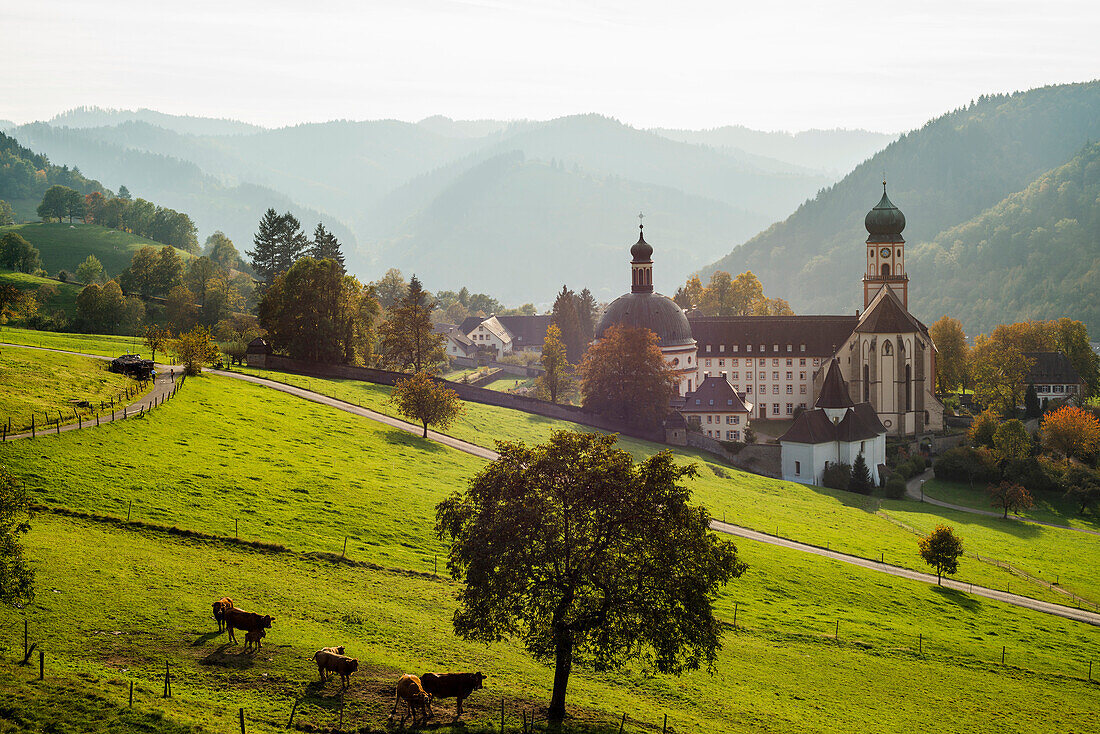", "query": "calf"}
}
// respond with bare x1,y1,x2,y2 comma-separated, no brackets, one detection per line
391,674,432,726
244,627,266,652
212,597,234,632
224,606,274,645
420,671,486,717
312,650,359,687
